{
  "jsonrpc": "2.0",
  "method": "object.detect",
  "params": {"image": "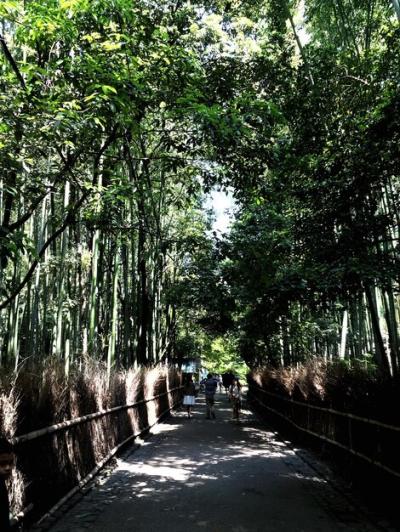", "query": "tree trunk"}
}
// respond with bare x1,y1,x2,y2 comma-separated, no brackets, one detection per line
136,210,149,366
339,309,348,359
365,284,391,374
107,248,119,383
